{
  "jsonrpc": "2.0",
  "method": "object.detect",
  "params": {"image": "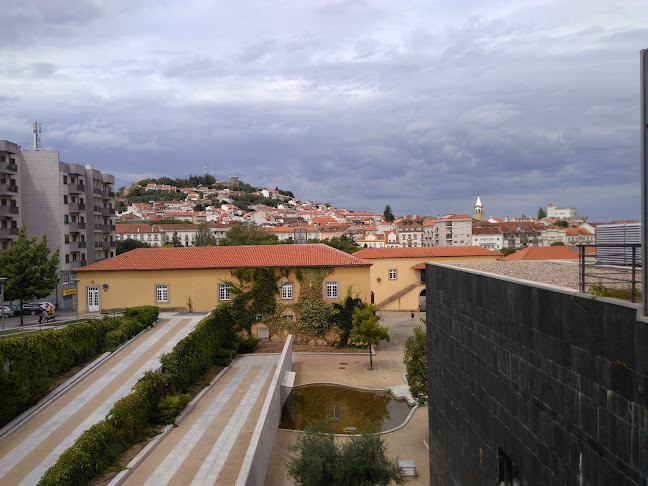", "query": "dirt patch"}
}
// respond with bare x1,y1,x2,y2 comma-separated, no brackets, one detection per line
89,364,225,486
252,342,367,354
46,361,97,394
